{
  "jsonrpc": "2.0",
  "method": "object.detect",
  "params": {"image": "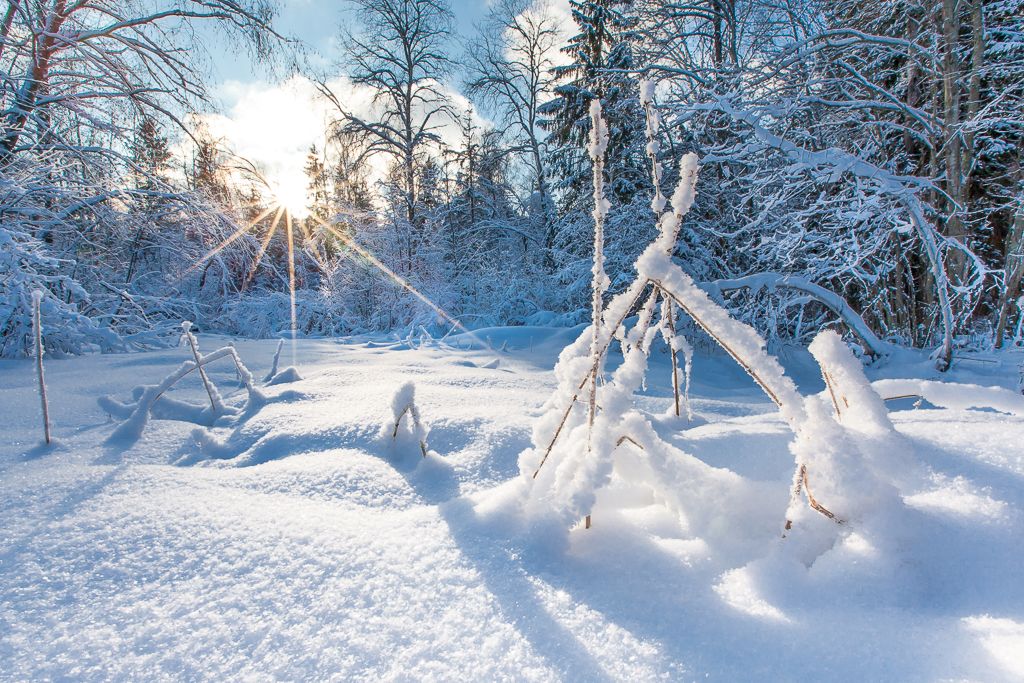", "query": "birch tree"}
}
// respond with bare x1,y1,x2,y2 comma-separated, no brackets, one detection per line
465,0,561,264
